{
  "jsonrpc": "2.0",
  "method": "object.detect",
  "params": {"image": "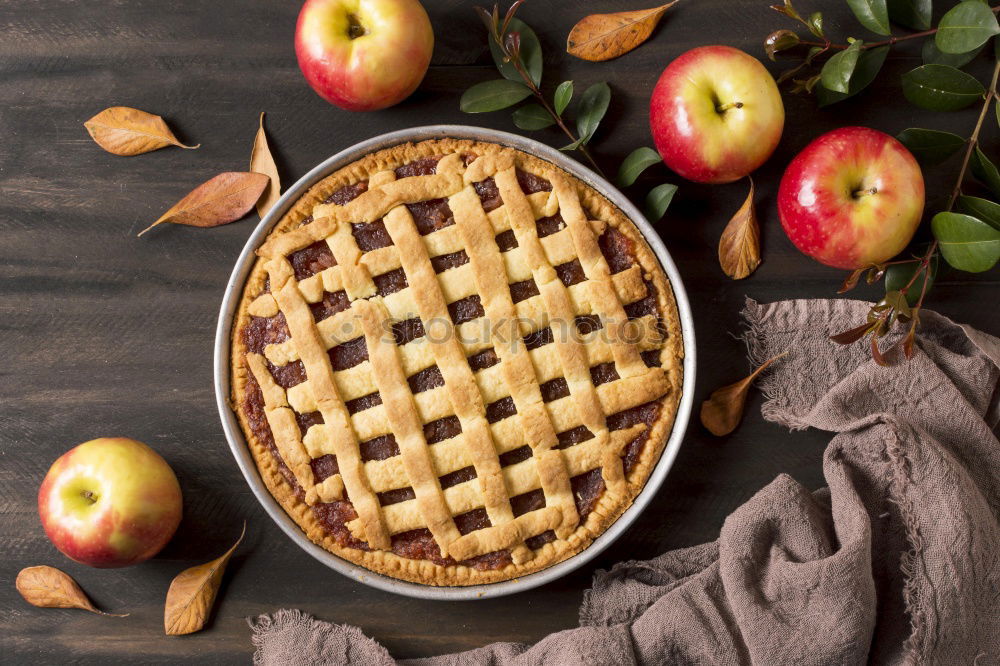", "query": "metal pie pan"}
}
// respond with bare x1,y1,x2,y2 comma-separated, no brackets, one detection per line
214,125,696,600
